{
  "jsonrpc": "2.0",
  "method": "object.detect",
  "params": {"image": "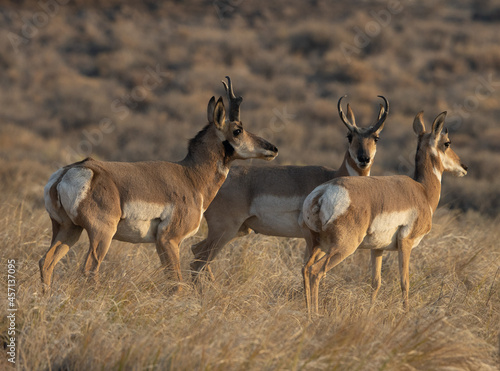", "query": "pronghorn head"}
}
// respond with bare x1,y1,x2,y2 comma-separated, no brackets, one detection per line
413,111,468,178
209,76,278,161
338,95,389,170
